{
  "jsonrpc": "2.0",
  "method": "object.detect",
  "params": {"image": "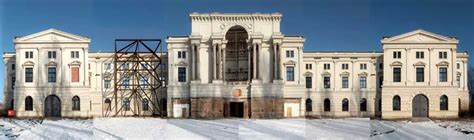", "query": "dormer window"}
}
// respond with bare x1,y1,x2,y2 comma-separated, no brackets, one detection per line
48,51,57,59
